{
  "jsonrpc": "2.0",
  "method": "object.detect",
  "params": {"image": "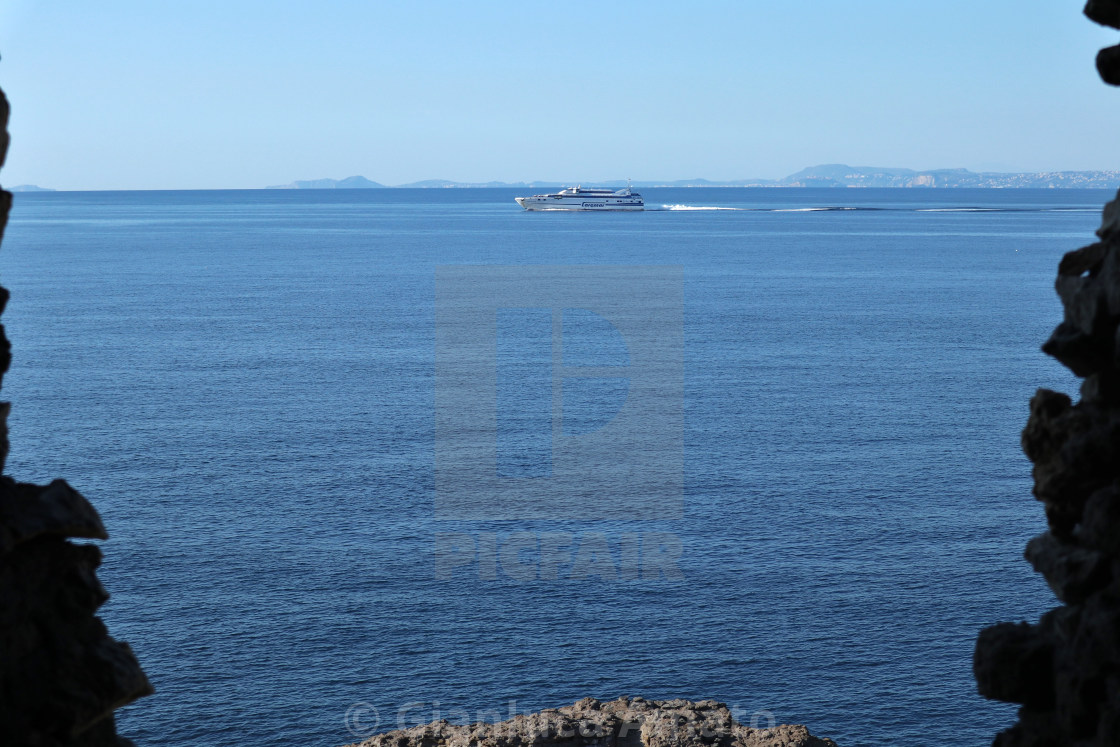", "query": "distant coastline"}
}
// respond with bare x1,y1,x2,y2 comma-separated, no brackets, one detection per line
268,164,1120,190
14,165,1120,193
